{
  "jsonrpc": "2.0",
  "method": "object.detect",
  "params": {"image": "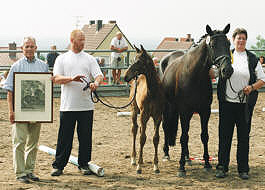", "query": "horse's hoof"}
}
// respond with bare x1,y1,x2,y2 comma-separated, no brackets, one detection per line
136,170,142,174
178,171,186,177
186,159,192,166
131,159,136,166
154,169,160,174
162,156,170,162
